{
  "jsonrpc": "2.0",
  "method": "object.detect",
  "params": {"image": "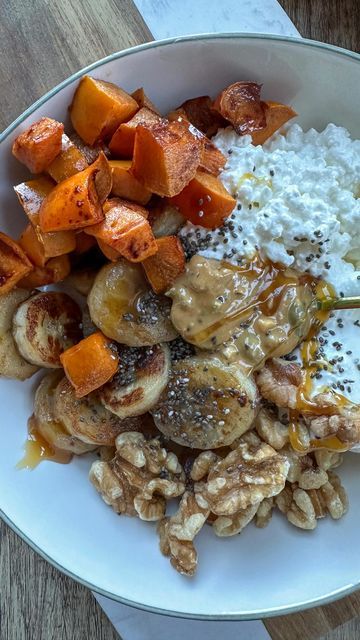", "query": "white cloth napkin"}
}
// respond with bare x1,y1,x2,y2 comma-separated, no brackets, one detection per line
94,2,300,638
